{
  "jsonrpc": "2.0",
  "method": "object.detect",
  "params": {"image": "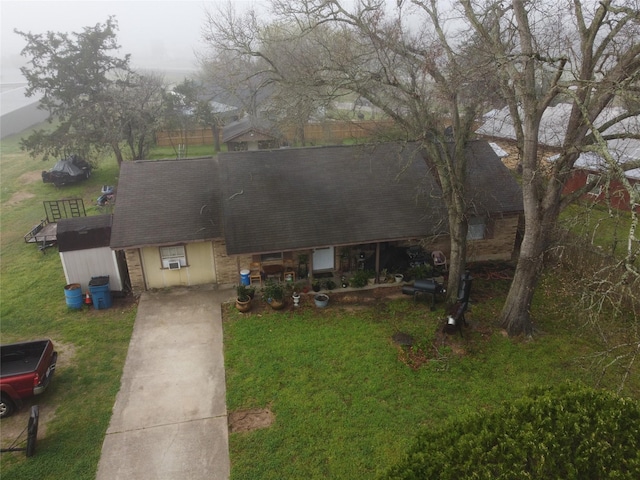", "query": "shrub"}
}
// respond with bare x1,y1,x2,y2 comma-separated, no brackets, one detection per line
349,270,370,288
262,280,285,302
236,284,251,302
383,383,640,479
